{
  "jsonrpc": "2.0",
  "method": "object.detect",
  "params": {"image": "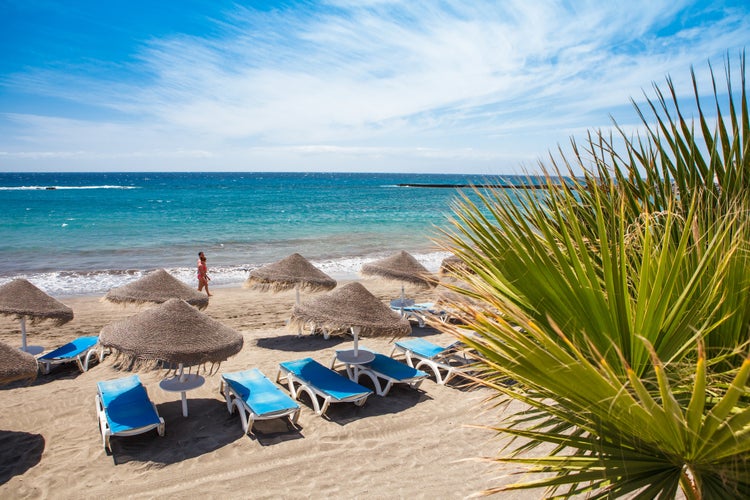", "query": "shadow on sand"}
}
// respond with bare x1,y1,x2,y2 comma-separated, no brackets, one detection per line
254,333,346,352
108,396,306,464
0,430,45,485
